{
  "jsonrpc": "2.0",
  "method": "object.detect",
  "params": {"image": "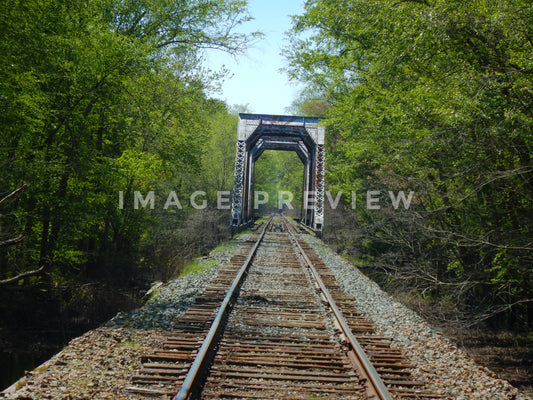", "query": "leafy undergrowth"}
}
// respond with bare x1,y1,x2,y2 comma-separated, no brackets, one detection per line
179,259,206,276
334,249,533,396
